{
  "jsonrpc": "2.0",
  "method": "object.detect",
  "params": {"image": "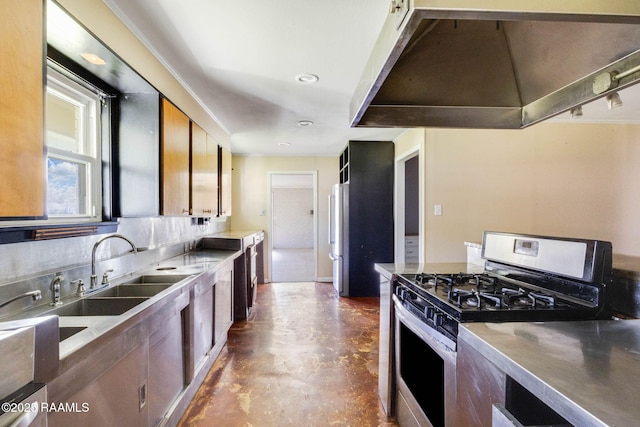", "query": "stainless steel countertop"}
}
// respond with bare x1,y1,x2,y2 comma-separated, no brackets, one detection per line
209,230,262,239
460,319,640,427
